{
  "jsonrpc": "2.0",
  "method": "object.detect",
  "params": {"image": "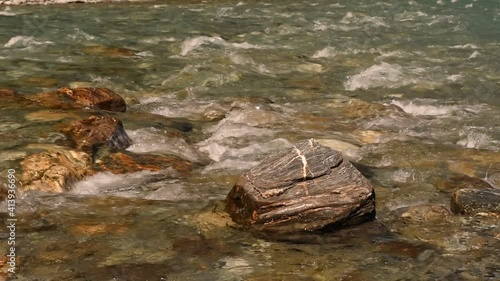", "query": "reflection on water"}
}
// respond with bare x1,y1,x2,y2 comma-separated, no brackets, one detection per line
0,0,499,280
